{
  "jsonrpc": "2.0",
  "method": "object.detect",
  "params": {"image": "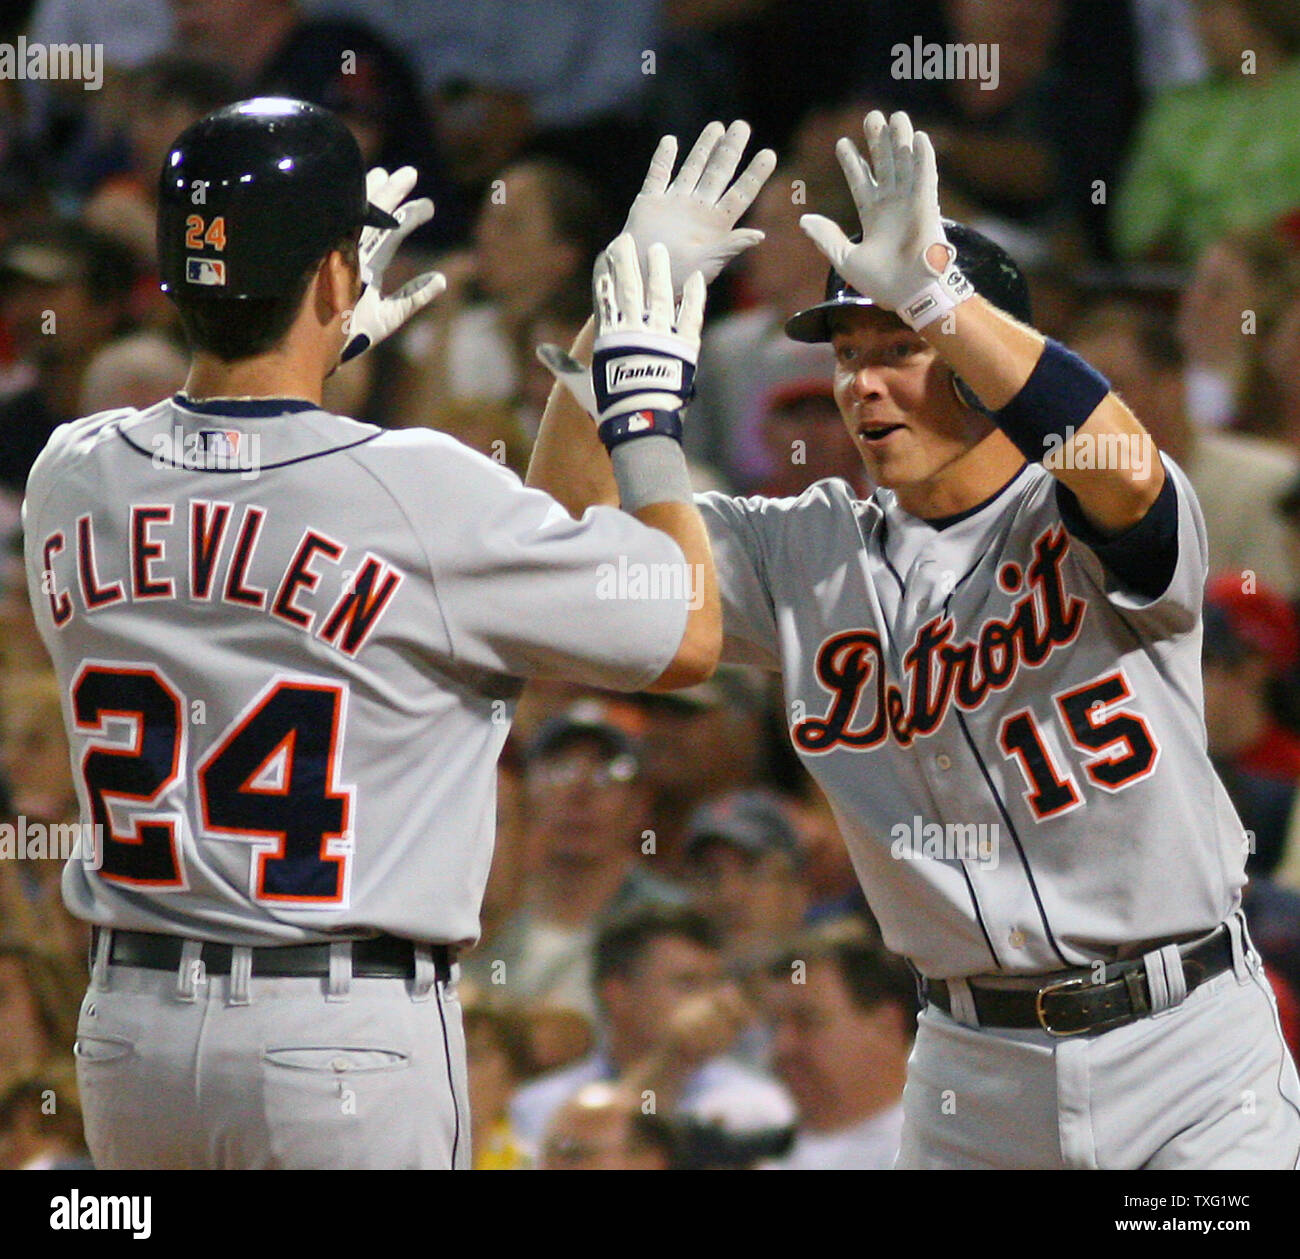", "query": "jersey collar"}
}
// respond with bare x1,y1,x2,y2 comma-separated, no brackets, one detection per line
173,393,319,418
